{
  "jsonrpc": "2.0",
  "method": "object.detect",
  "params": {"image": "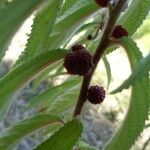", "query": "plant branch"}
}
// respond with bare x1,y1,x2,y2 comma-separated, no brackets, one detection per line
142,136,150,150
73,0,128,117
